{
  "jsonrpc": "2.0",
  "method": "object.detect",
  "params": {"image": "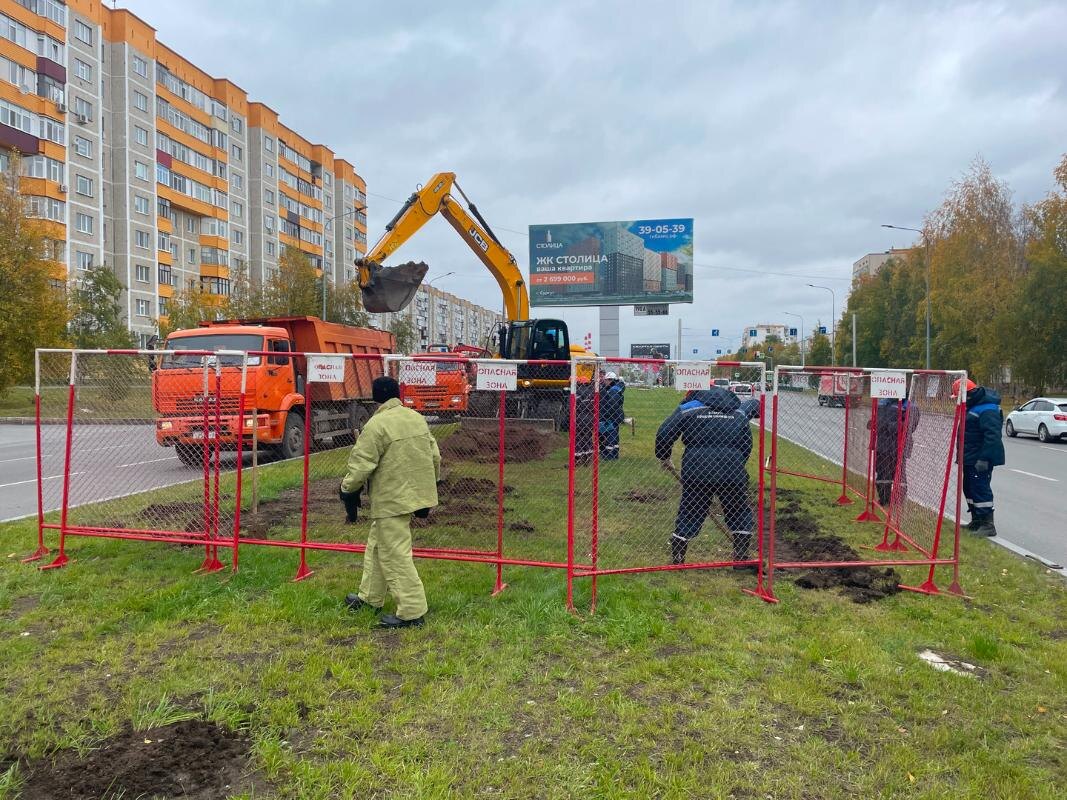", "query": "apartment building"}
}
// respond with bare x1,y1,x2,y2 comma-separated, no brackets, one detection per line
0,0,368,345
372,284,503,354
851,248,912,280
741,323,798,350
